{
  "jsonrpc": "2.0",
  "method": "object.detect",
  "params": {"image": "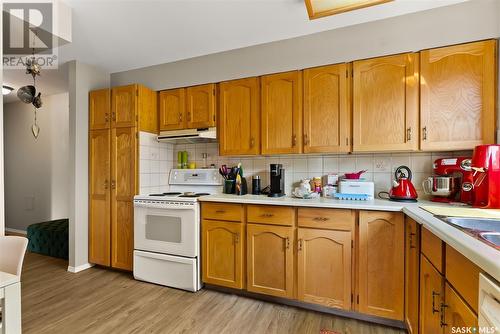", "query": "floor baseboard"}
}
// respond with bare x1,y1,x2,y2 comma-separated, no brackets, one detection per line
5,228,27,235
67,263,94,273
